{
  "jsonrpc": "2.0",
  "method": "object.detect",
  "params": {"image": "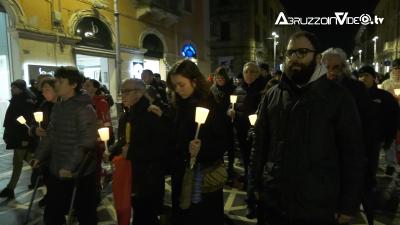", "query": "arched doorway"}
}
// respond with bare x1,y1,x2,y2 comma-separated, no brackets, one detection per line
0,4,12,145
74,17,114,90
142,34,166,80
